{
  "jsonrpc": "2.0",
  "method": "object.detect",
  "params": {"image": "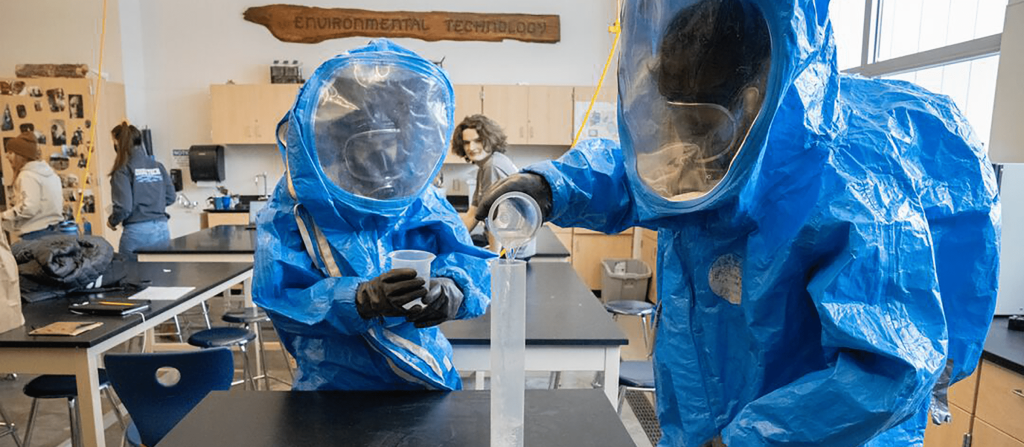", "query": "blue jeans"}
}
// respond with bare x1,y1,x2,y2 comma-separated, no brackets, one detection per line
119,219,171,260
